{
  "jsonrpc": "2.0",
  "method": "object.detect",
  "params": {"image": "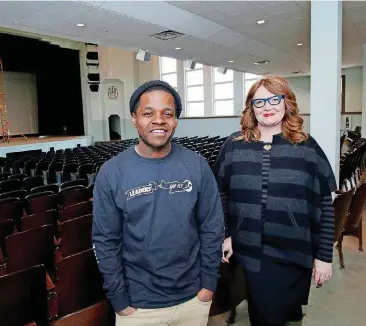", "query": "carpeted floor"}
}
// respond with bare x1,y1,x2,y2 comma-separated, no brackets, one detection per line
208,221,366,326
